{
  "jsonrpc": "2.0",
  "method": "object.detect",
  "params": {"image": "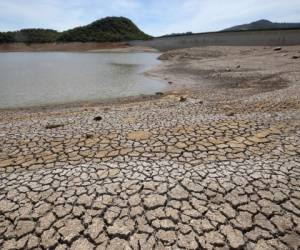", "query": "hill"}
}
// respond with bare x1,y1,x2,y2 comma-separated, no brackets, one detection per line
0,29,60,43
223,19,300,31
0,17,151,43
58,17,151,42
